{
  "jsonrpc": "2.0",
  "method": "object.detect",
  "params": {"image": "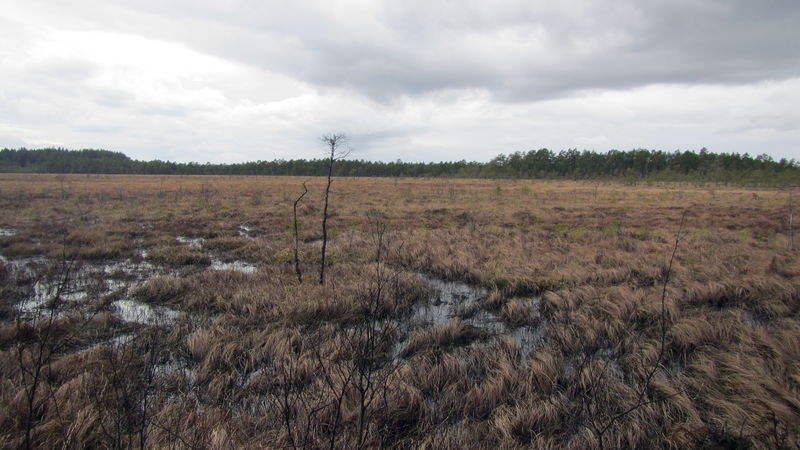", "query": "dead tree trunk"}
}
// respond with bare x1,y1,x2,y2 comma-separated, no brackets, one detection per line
789,190,794,251
319,133,348,285
293,181,309,283
320,160,334,285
